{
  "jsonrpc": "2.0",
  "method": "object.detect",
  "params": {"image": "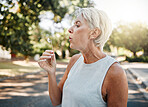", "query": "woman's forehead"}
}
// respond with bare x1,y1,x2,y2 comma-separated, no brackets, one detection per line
74,15,87,24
